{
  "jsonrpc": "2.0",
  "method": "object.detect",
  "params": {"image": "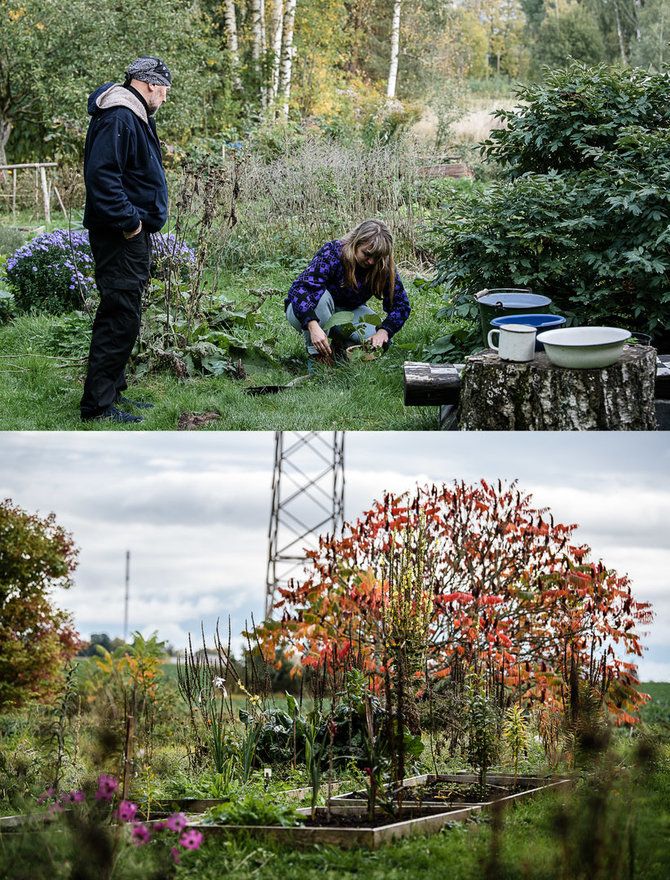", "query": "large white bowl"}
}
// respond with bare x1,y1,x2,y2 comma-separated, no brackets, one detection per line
535,326,631,368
